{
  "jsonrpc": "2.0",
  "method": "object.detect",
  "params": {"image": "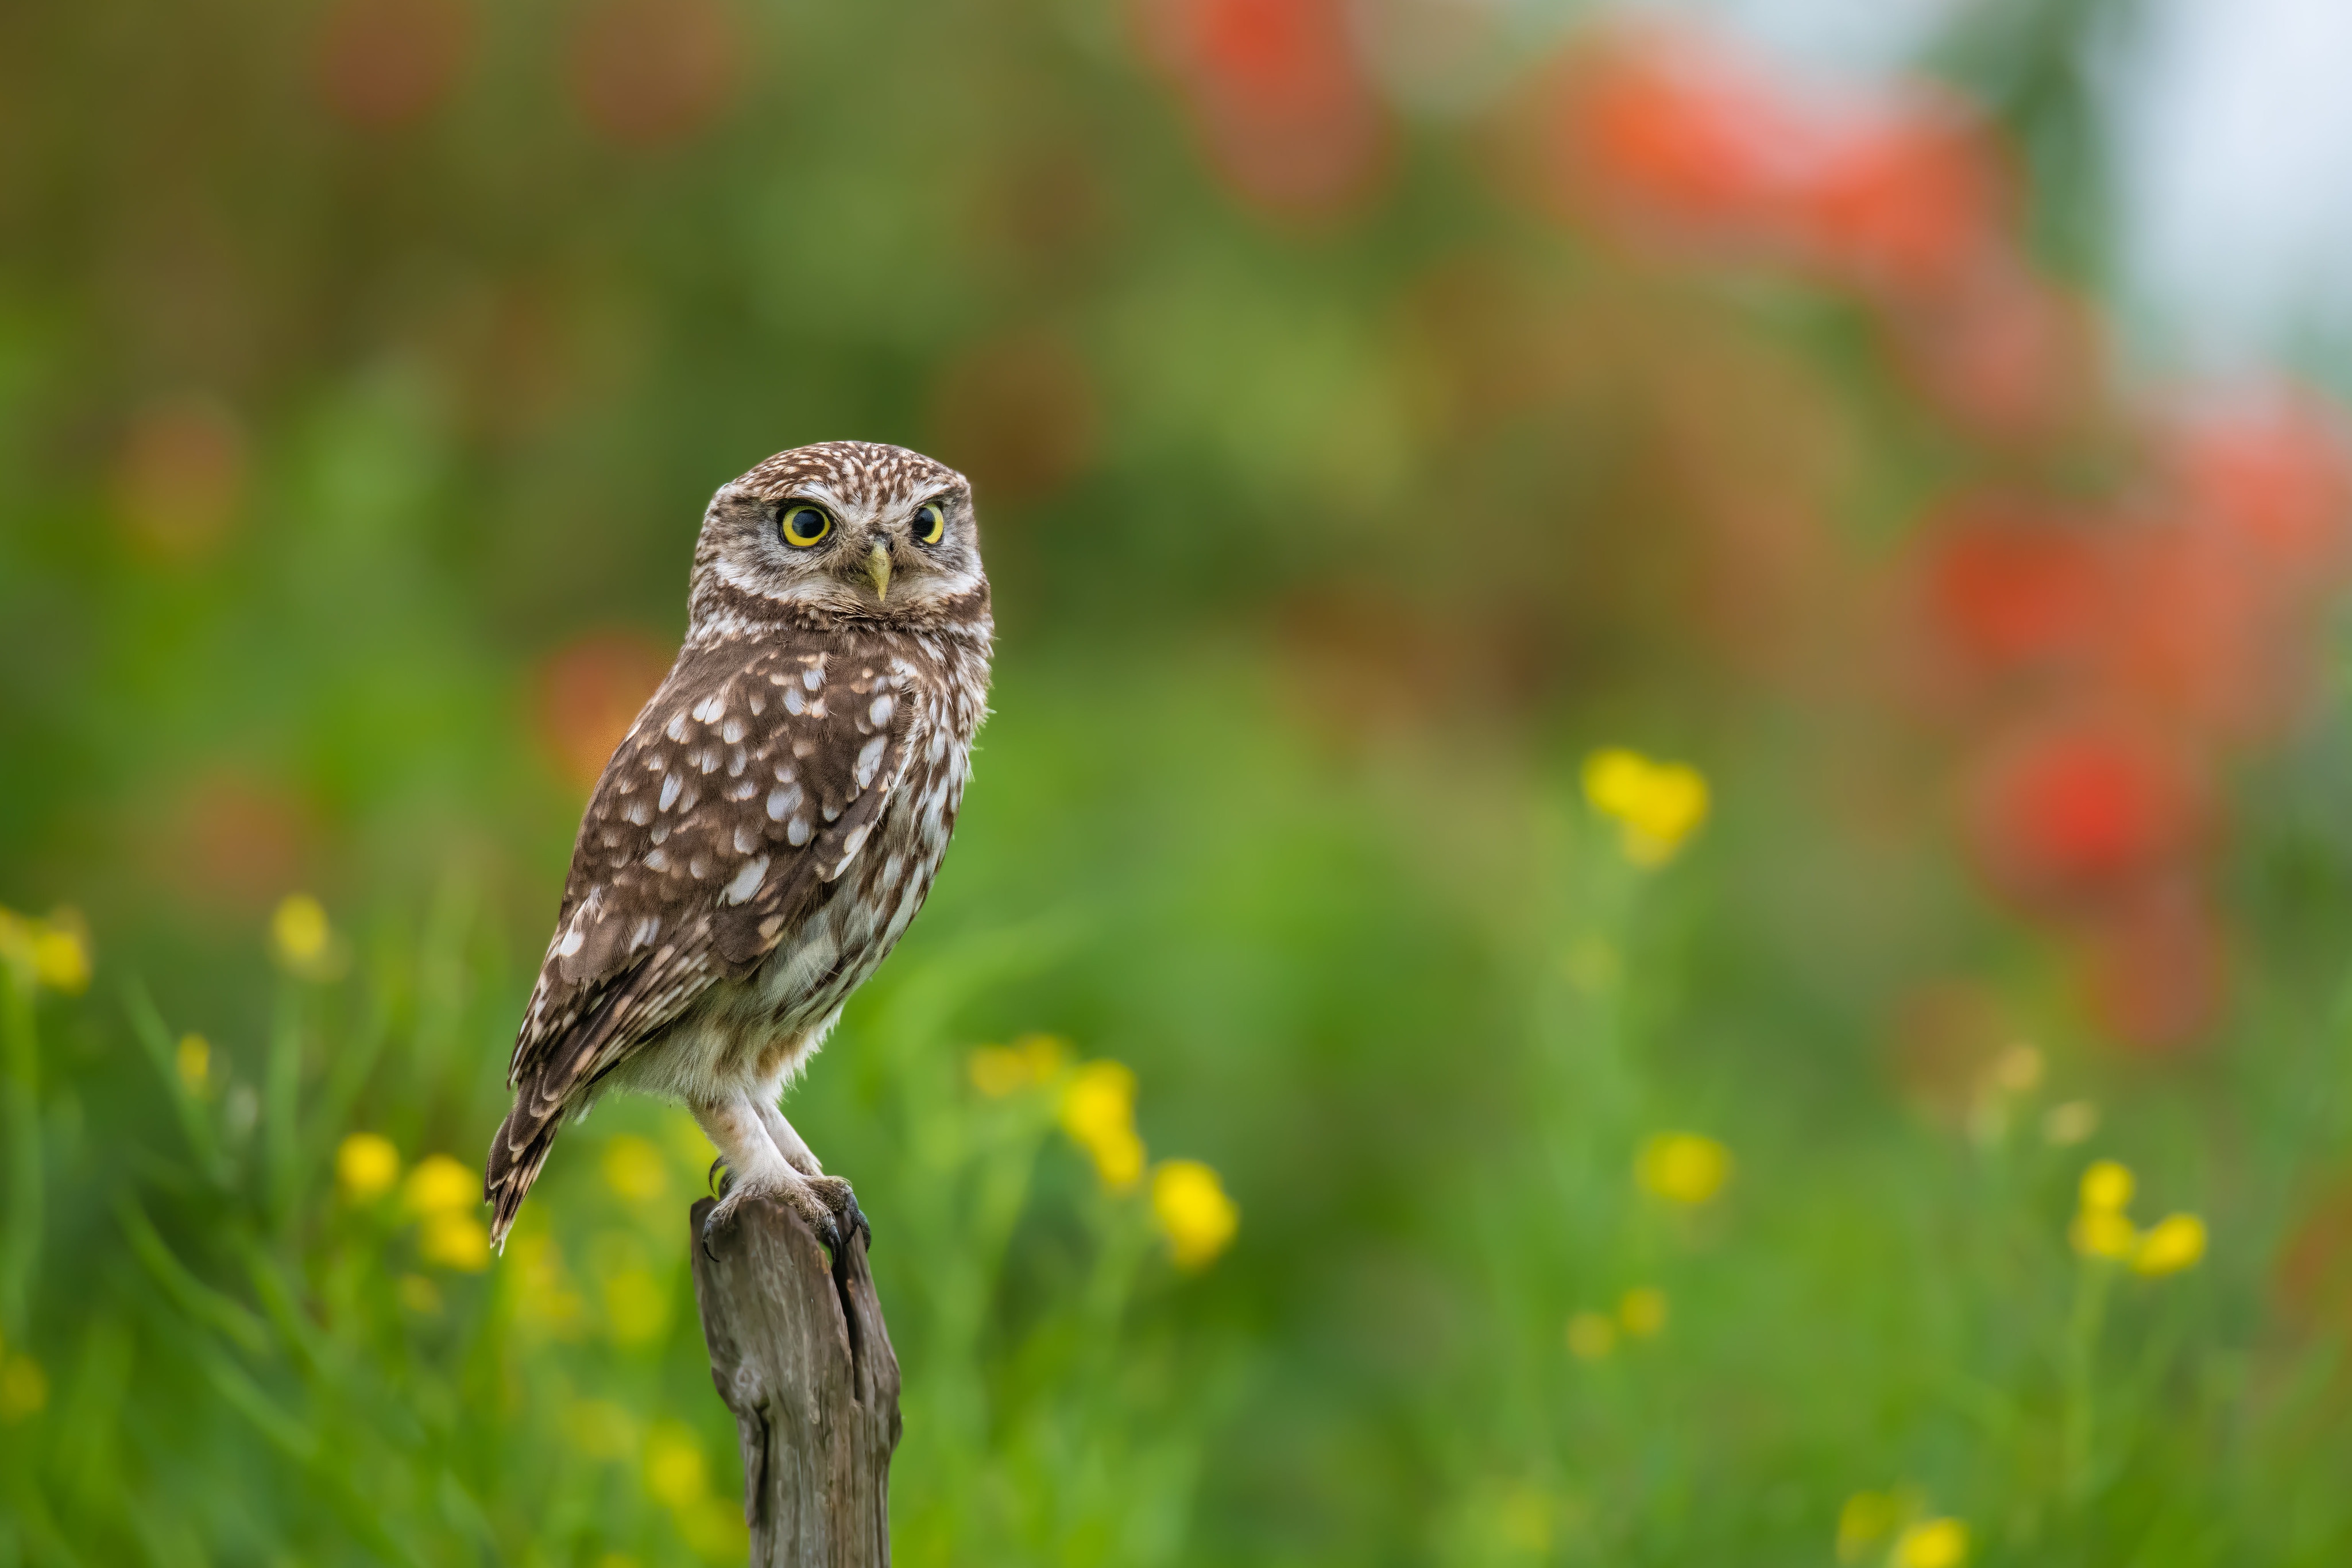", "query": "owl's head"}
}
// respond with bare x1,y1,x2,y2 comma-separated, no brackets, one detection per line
688,441,987,633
